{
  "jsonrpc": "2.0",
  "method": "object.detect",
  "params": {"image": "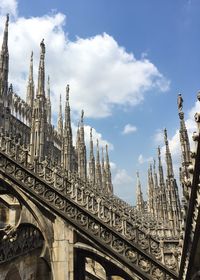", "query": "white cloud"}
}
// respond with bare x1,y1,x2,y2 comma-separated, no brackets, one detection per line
110,161,117,171
0,0,17,17
0,2,171,205
112,167,134,204
0,8,170,120
84,125,114,151
138,154,153,164
122,124,137,135
71,123,114,151
113,168,133,186
154,129,164,144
